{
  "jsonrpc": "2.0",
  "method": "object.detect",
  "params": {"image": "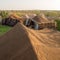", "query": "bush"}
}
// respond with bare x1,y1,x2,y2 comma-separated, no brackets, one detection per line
0,11,9,18
55,20,60,31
